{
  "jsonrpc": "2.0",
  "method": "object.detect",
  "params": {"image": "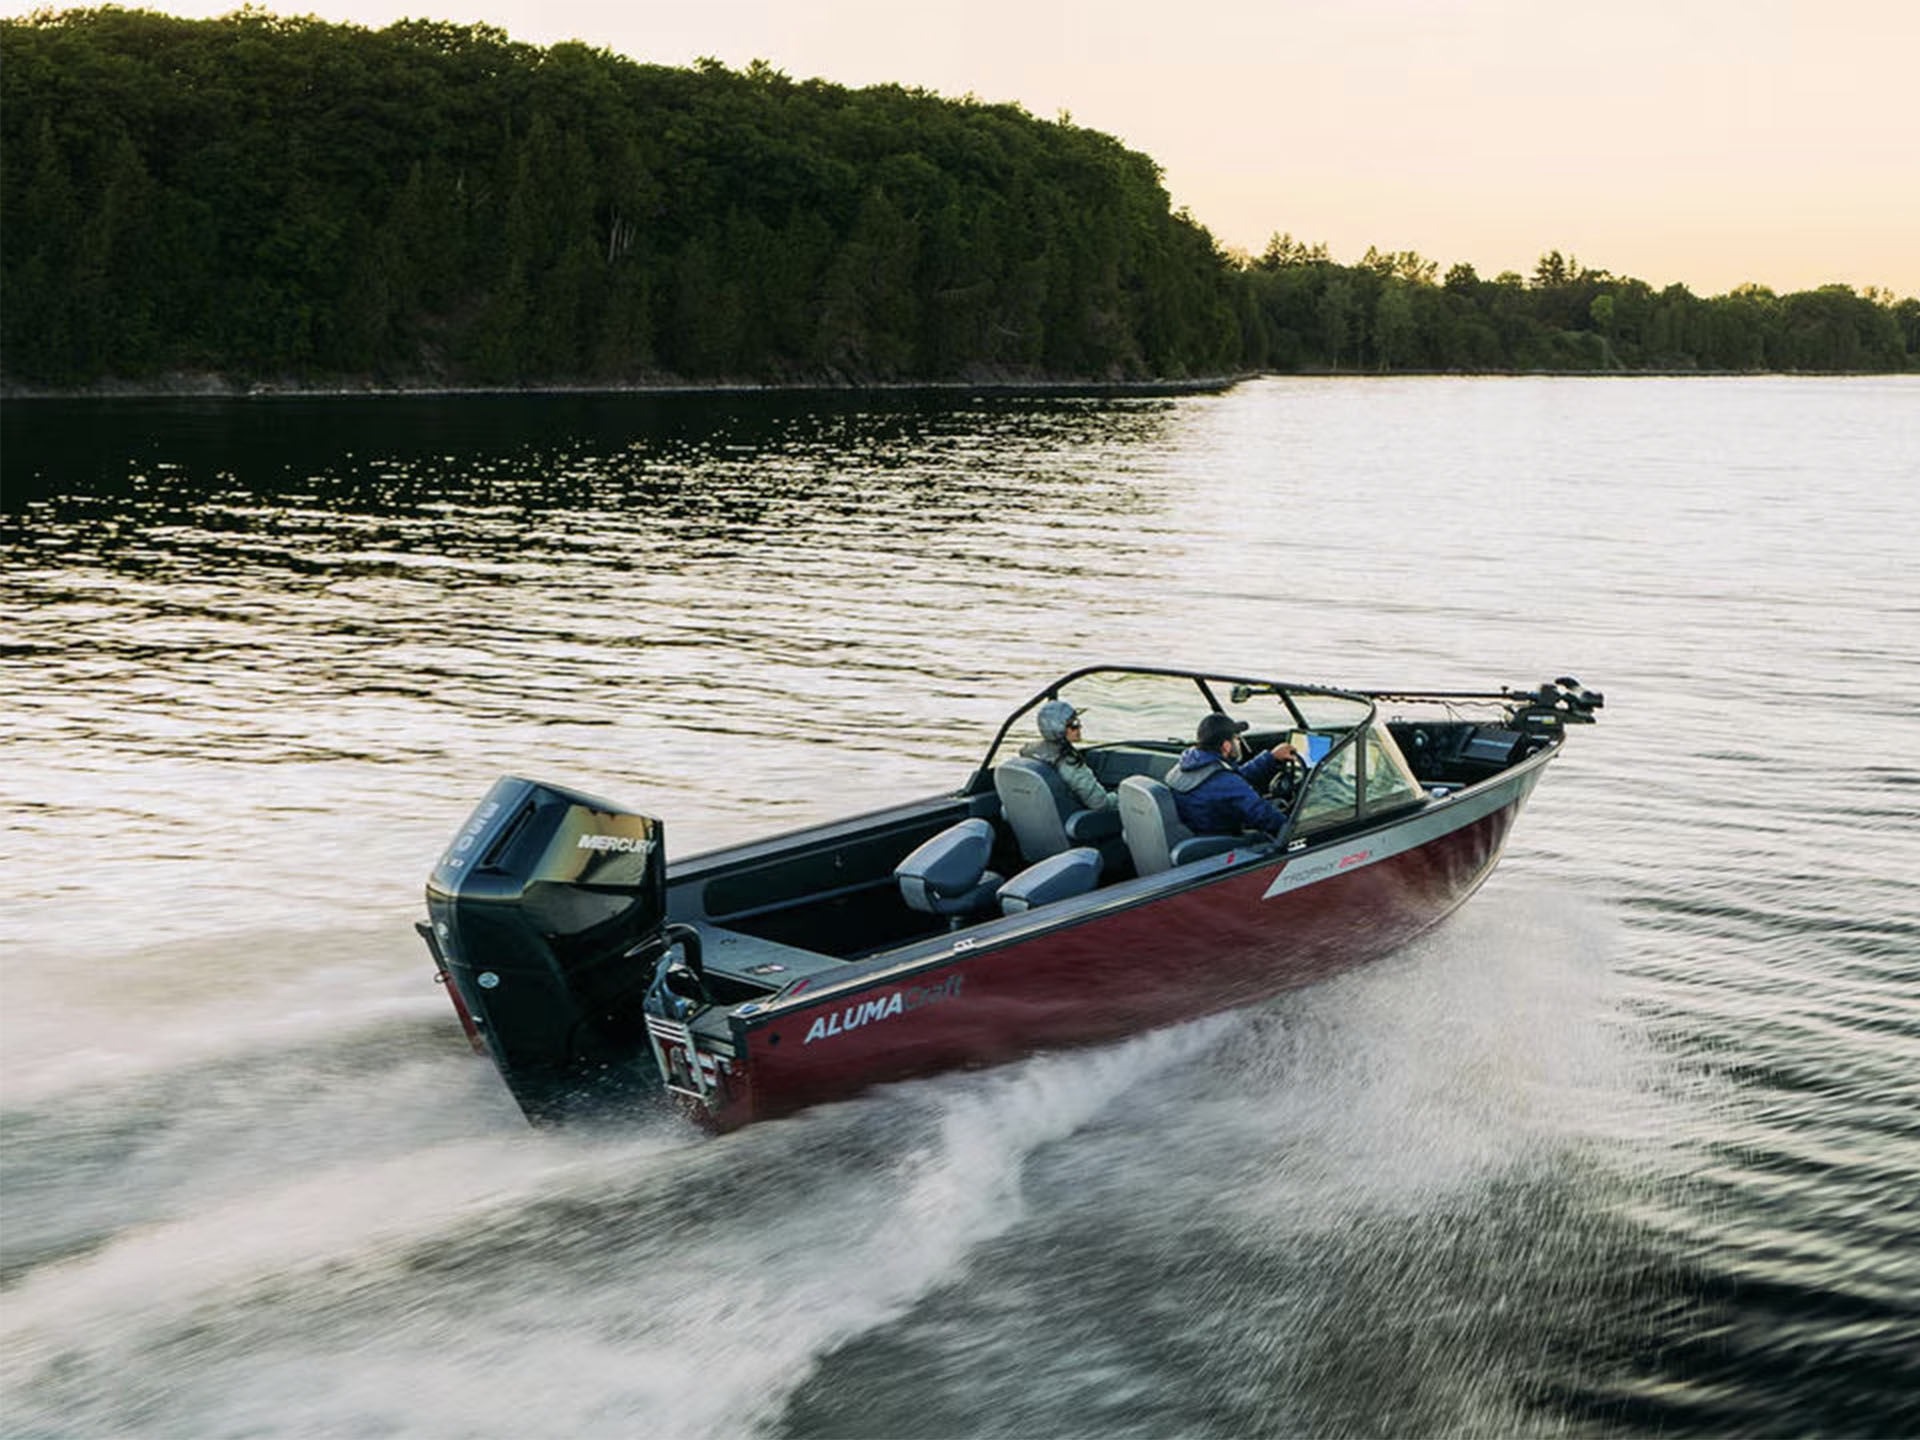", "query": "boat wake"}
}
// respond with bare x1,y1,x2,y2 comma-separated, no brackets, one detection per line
2,884,1645,1439
0,996,1236,1438
771,881,1651,1439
